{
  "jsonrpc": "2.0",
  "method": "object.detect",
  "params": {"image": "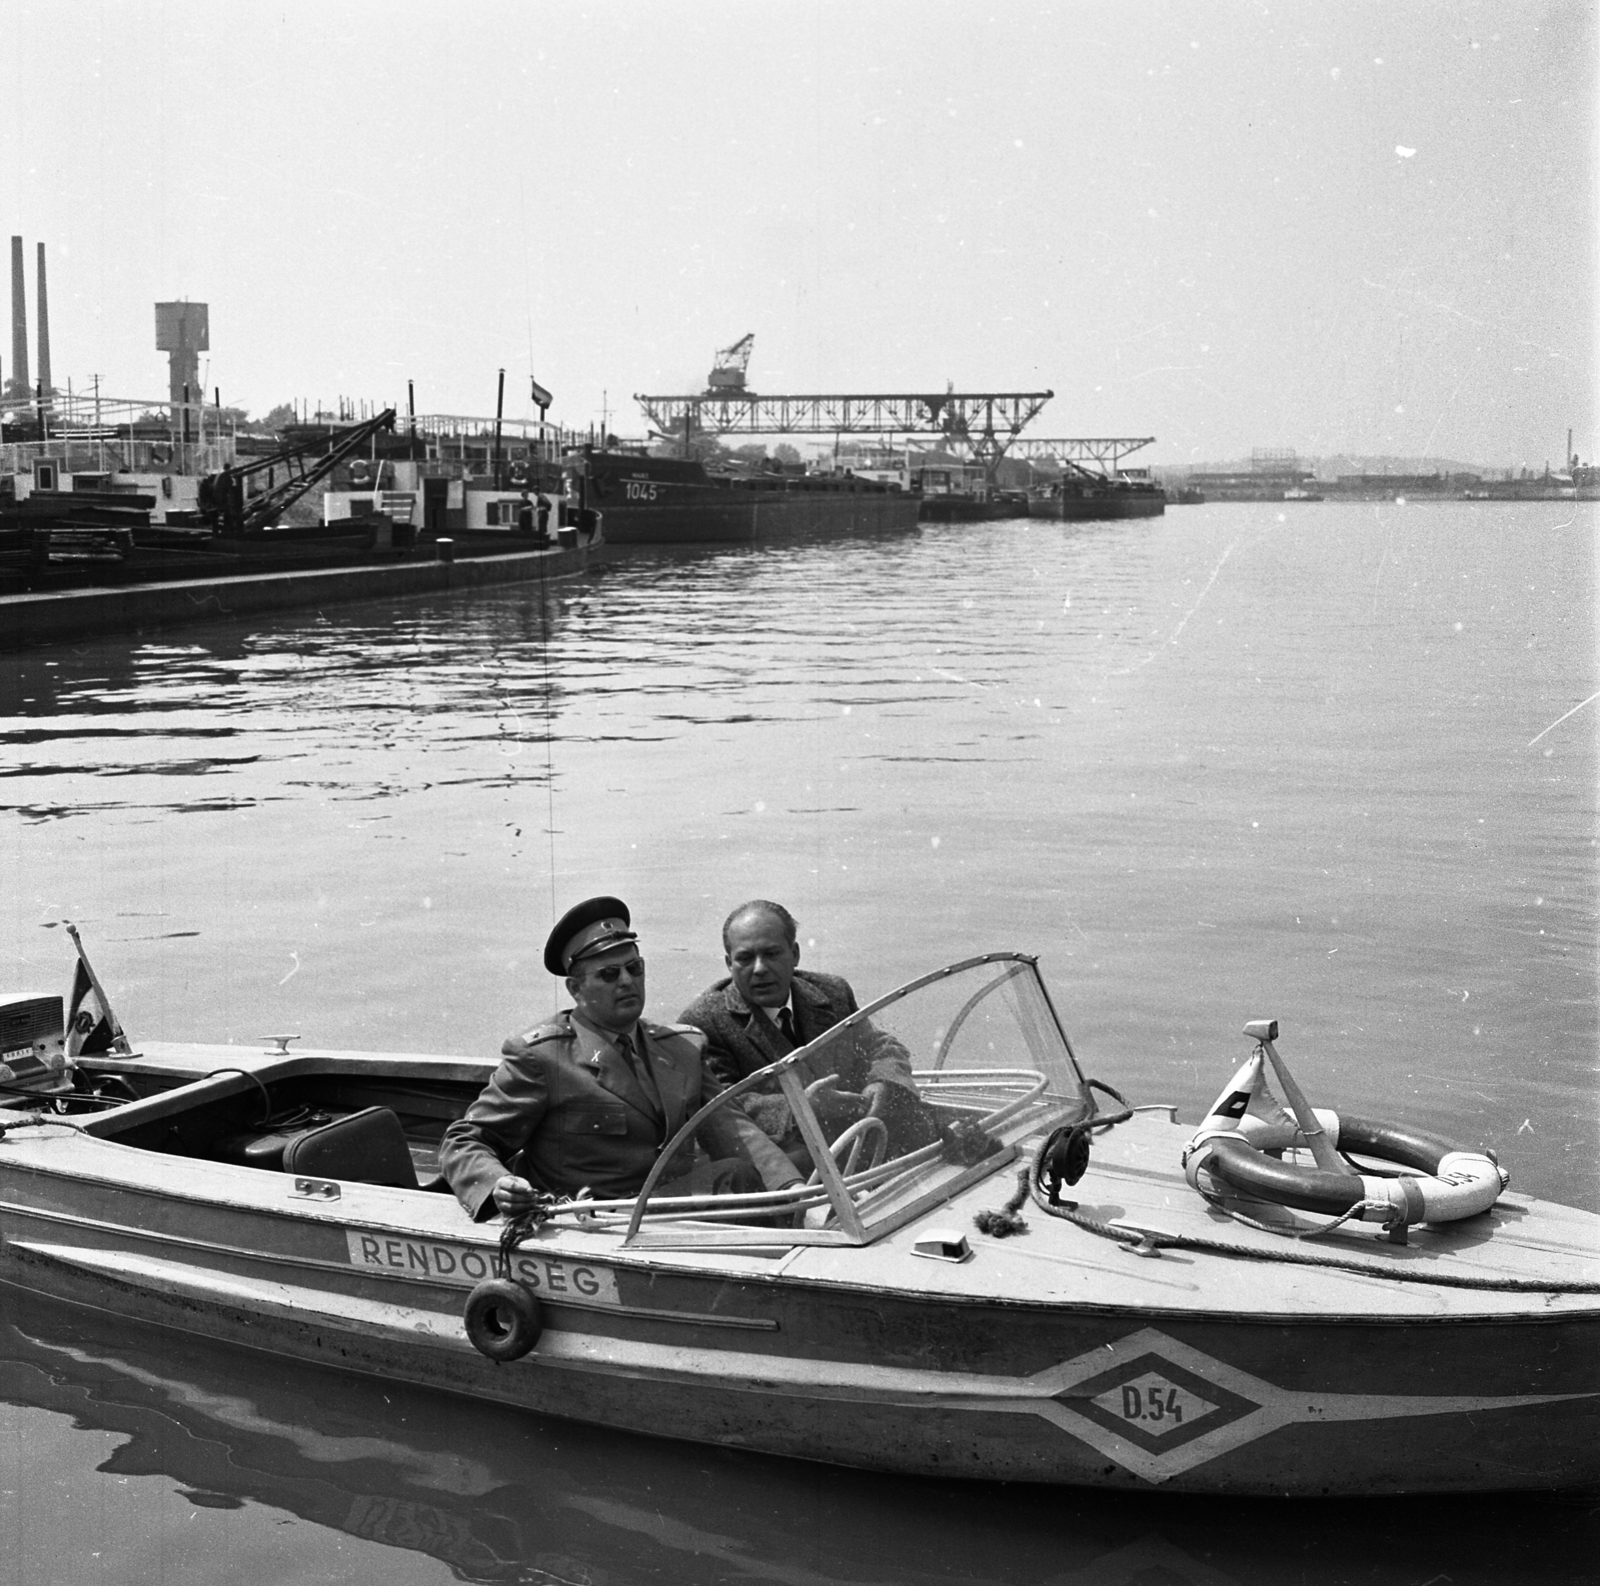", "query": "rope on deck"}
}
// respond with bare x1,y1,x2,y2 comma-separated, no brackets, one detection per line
974,1088,1600,1295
